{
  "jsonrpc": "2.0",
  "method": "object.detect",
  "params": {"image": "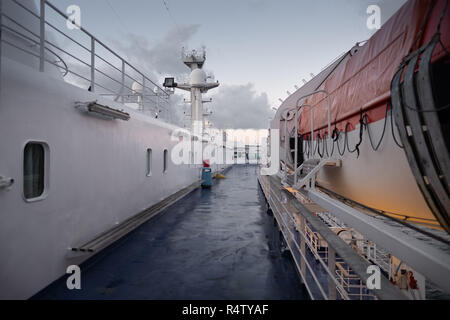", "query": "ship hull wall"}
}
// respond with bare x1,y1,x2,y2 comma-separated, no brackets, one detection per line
0,58,226,299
